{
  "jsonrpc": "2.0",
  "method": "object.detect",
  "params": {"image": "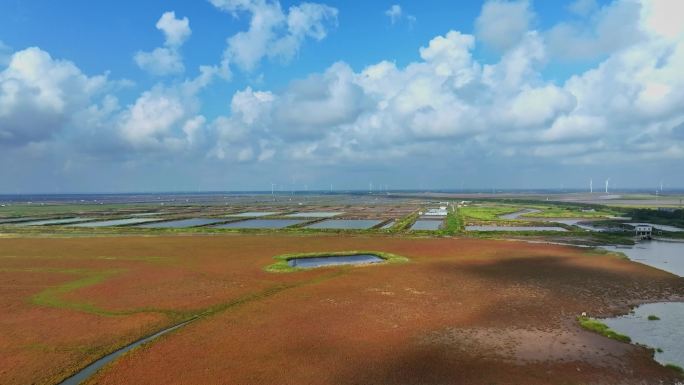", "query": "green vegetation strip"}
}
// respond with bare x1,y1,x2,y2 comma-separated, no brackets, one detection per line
436,206,463,236
389,211,420,232
578,316,631,343
266,250,409,273
0,268,185,318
